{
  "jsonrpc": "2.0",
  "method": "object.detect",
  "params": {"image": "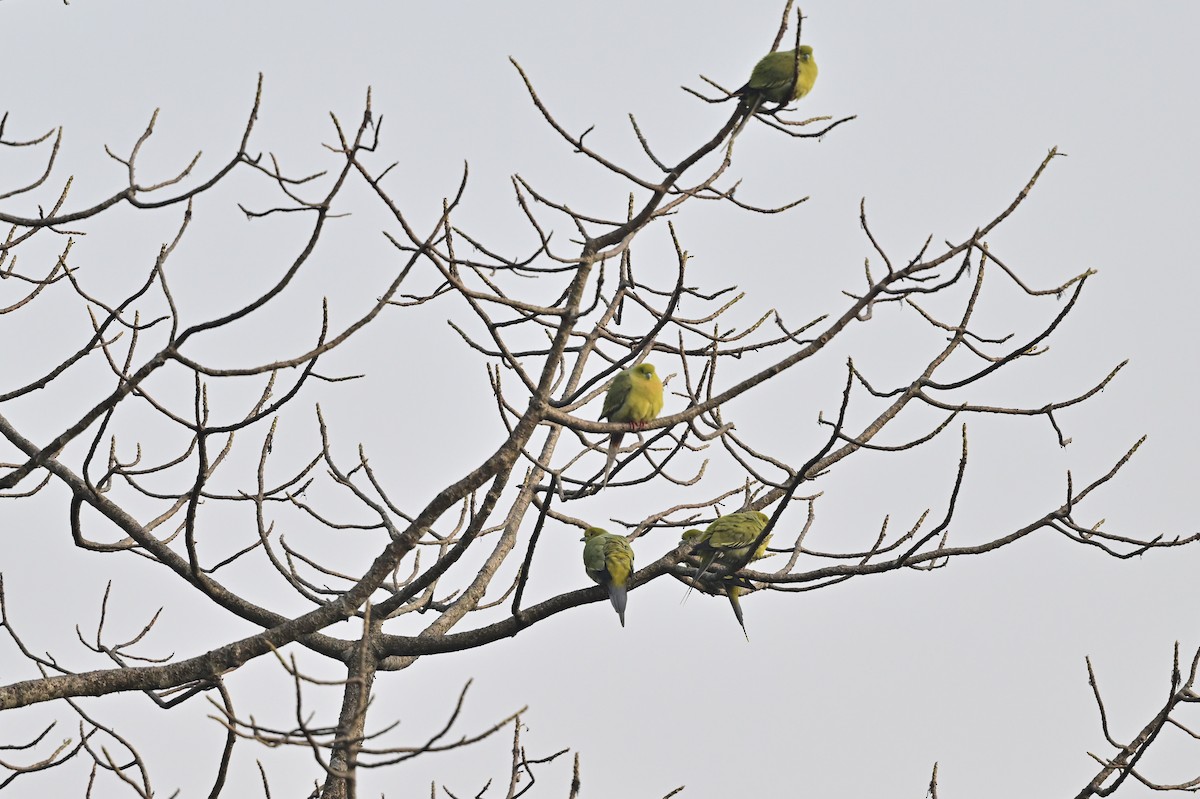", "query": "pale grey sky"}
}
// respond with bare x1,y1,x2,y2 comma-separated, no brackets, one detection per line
2,1,1198,796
